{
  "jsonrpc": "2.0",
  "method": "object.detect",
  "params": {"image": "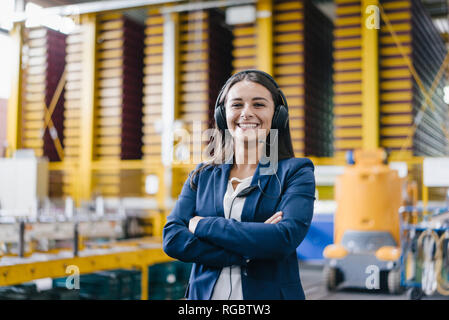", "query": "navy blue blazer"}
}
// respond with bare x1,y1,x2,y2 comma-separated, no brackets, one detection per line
163,157,315,300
